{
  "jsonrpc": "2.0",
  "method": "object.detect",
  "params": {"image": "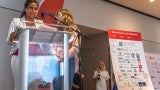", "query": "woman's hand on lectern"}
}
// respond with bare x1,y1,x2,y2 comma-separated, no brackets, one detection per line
10,32,16,42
